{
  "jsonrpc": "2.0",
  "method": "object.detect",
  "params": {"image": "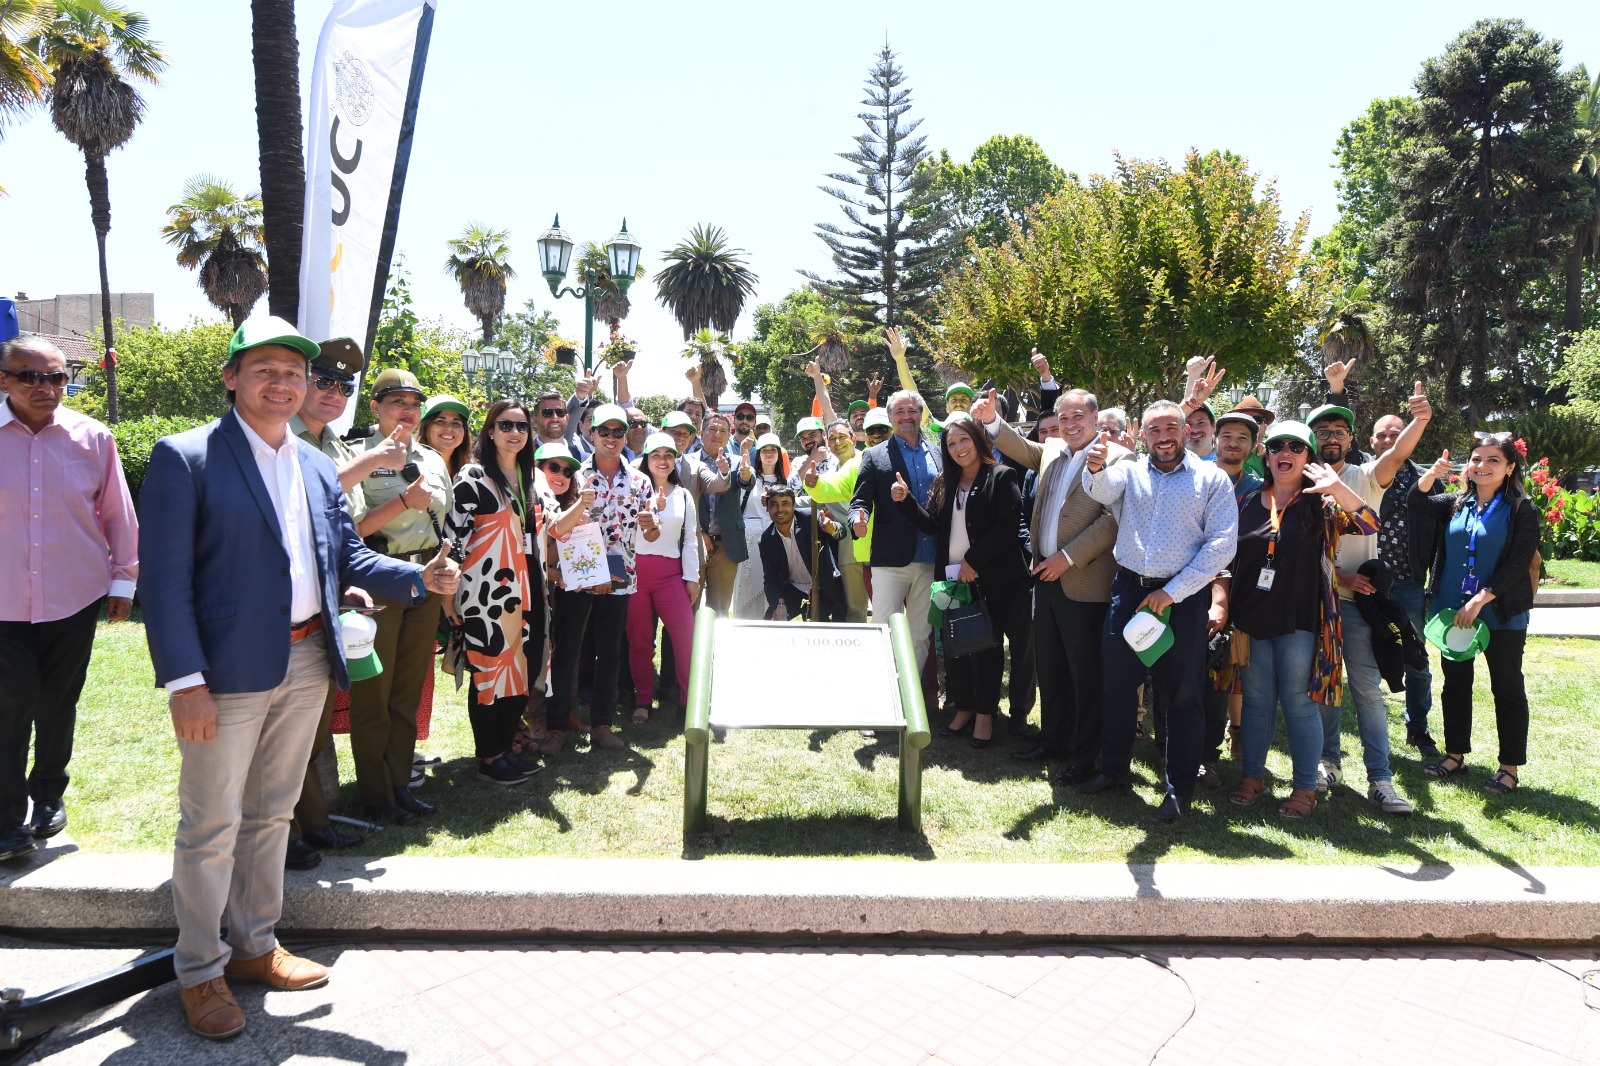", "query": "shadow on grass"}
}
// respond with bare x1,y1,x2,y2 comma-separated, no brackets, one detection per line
683,812,934,861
